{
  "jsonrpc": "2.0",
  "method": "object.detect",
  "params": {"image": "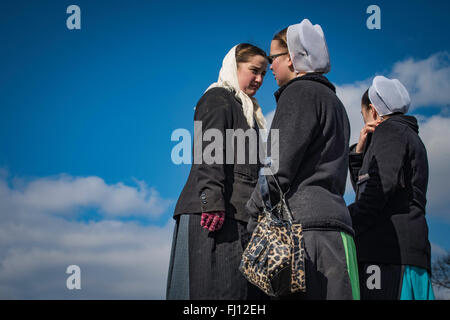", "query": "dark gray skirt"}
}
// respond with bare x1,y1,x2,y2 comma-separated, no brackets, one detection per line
166,213,267,300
